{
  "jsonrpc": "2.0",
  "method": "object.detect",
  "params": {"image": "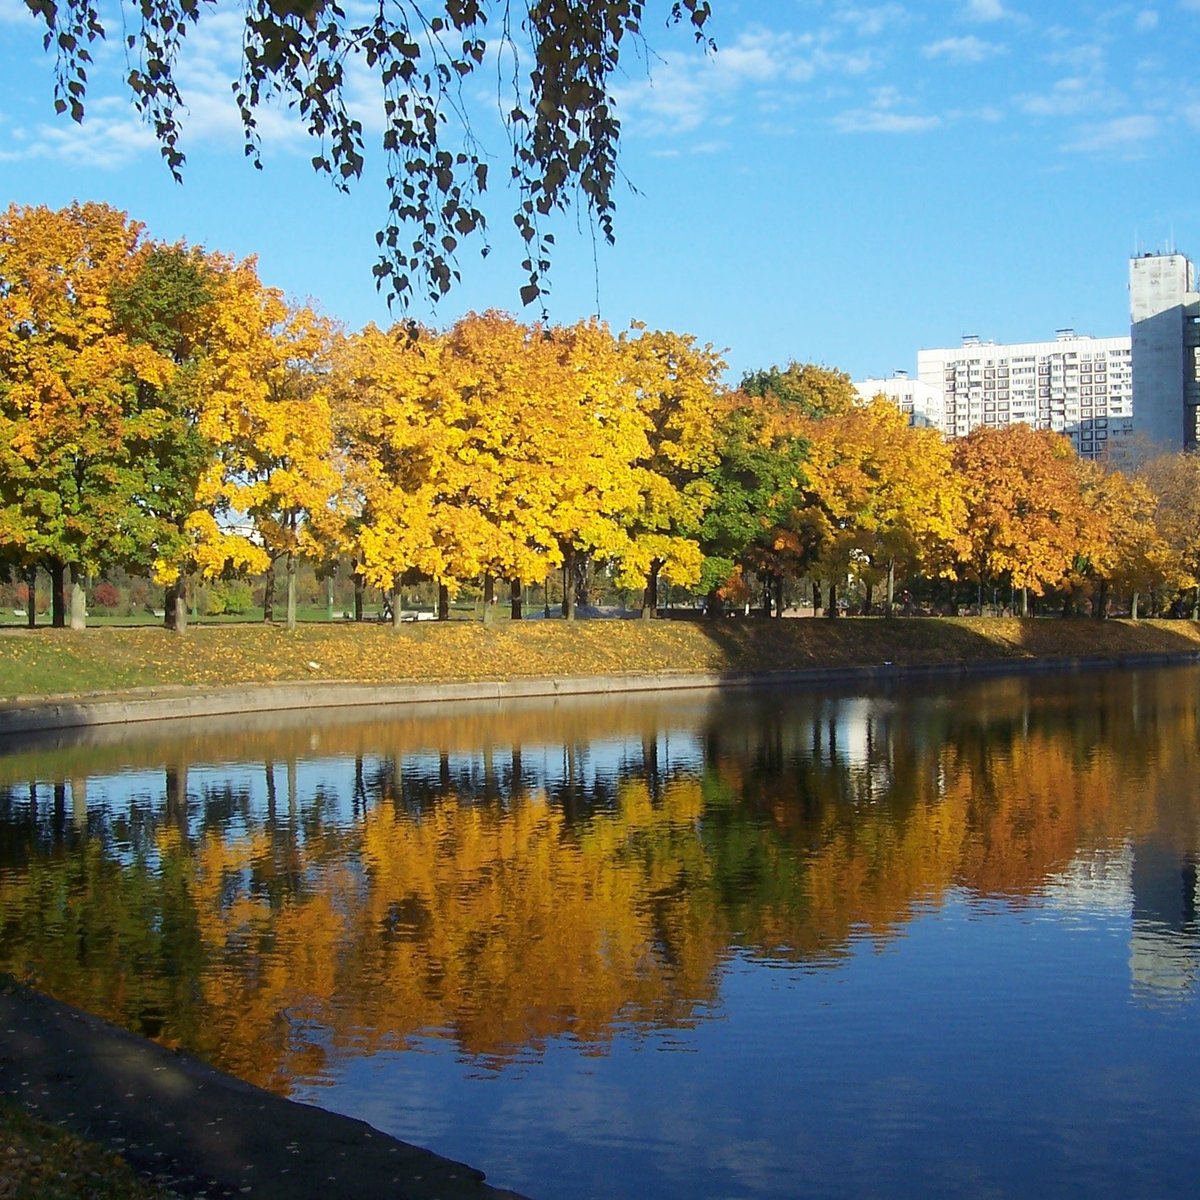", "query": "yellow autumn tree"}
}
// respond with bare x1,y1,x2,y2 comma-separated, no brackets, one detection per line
203,301,343,629
329,322,449,619
616,326,727,615
538,318,652,617
802,398,968,615
0,202,178,628
1140,450,1200,618
1068,460,1168,617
